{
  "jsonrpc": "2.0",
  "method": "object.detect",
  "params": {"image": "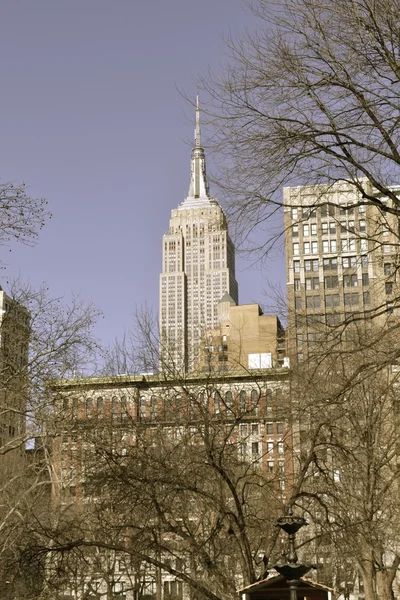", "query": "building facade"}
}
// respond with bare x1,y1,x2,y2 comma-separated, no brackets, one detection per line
284,180,400,363
159,98,238,373
201,295,286,373
0,288,30,467
51,367,292,600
